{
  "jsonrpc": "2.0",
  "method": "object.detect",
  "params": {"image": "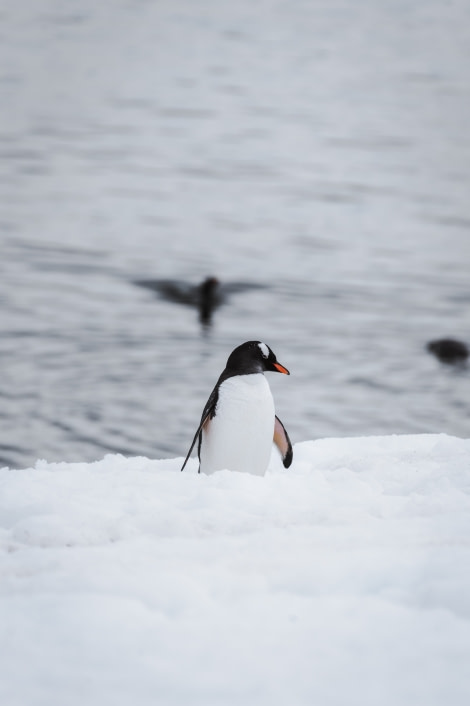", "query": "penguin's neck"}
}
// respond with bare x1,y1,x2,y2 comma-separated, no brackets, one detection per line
216,373,273,414
219,365,263,386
